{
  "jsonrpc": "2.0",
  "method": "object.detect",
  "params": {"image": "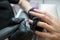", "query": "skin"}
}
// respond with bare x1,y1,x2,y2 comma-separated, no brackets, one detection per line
29,9,60,40
18,0,32,13
17,0,60,40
